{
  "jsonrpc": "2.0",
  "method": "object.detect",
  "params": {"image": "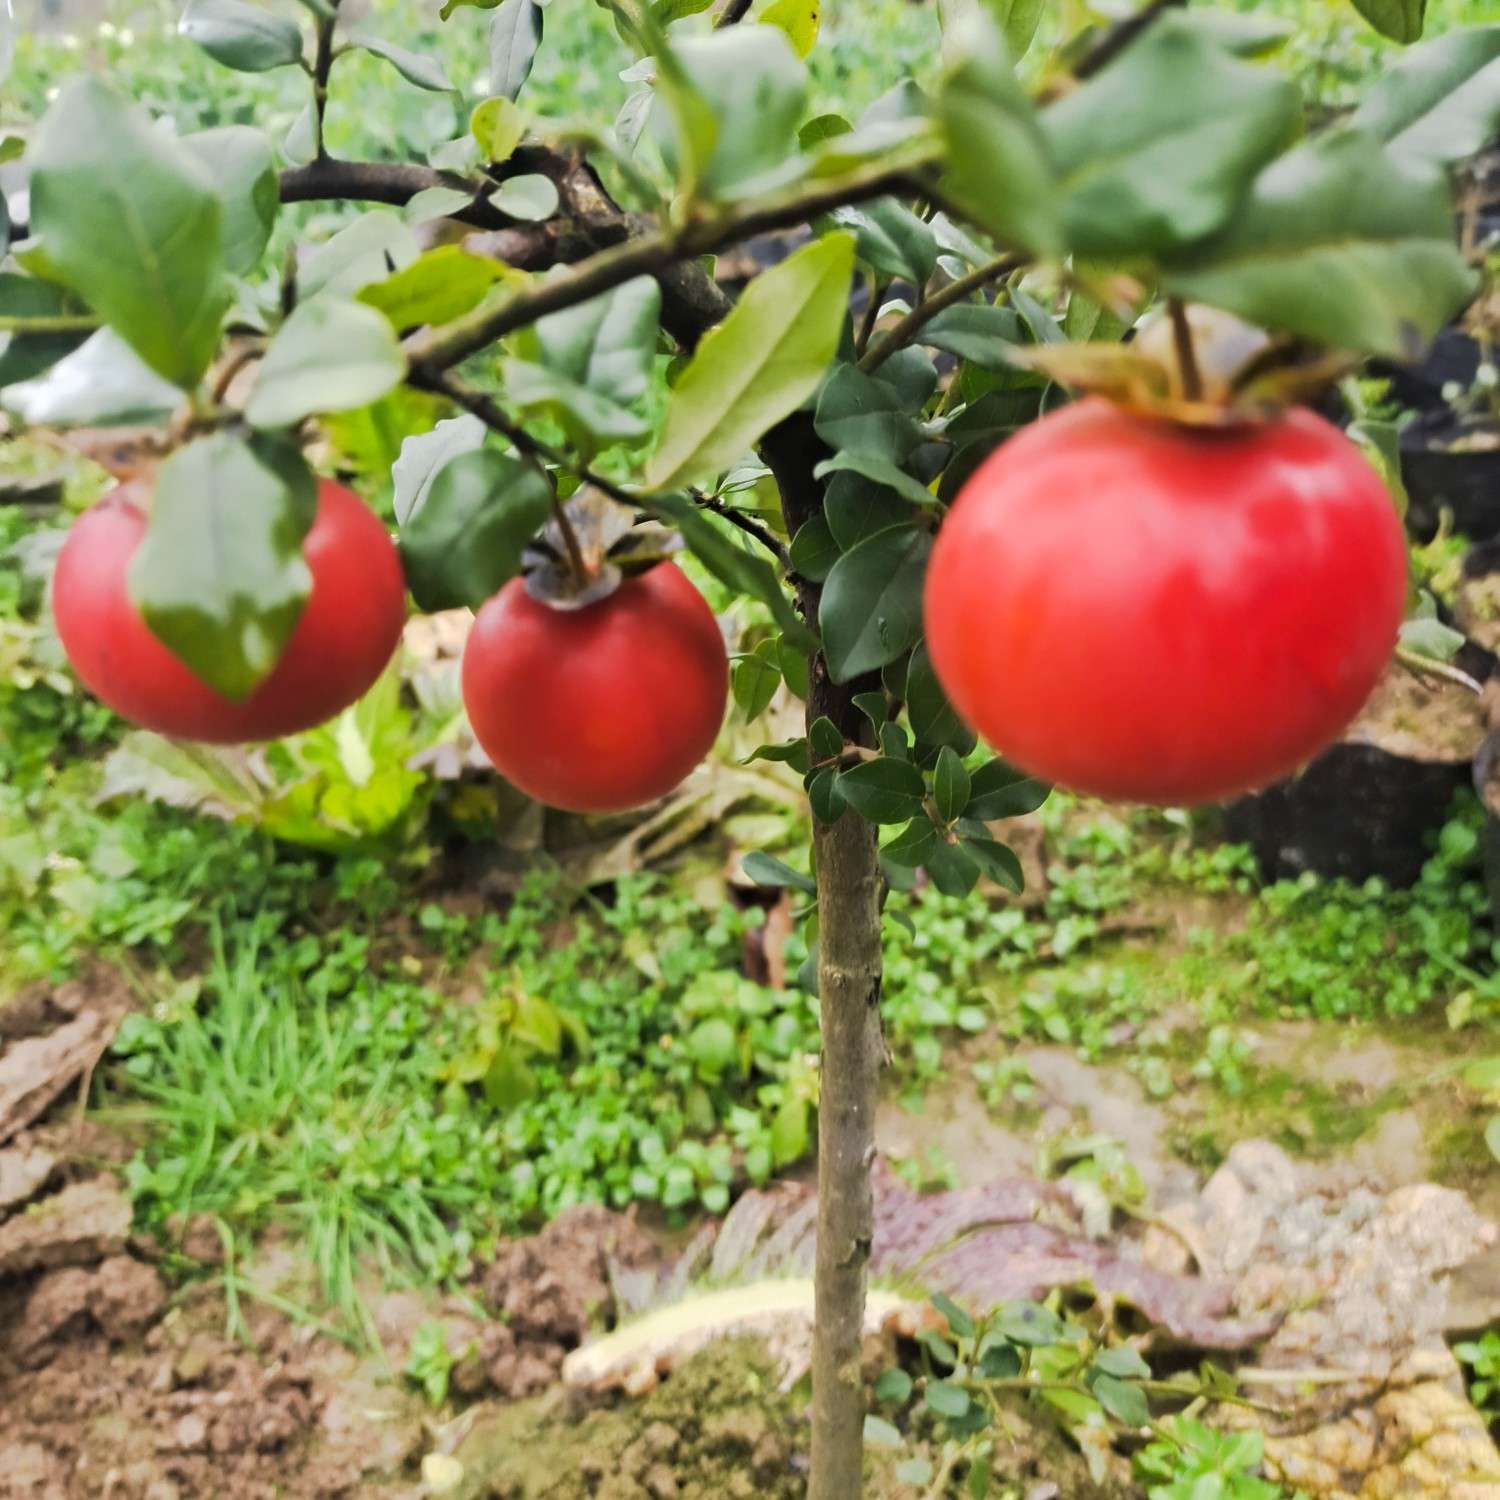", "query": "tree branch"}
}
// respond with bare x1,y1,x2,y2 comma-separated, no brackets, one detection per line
858,253,1021,373
406,157,935,375
1071,0,1185,80
310,0,344,159
698,492,792,568
715,0,755,24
